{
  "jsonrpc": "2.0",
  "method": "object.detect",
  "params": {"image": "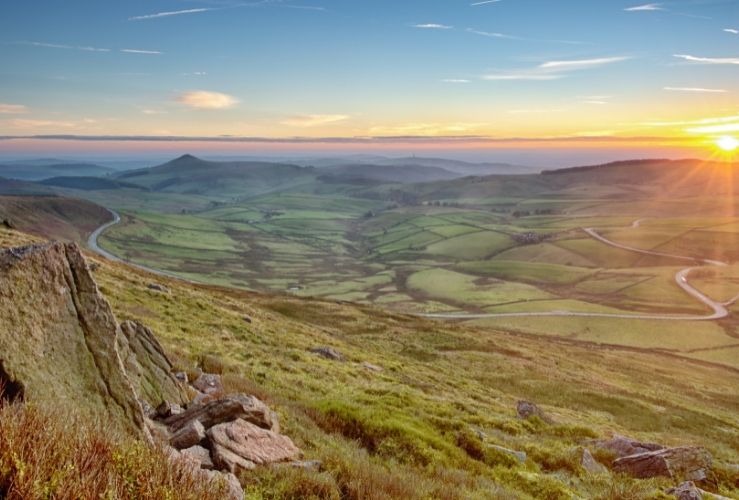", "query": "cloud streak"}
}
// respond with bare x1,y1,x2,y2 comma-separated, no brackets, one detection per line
18,41,110,52
177,91,239,109
664,86,727,93
281,114,349,127
483,56,629,81
121,49,163,55
0,104,29,114
470,0,502,5
674,54,739,65
625,3,663,11
128,8,212,21
413,23,453,29
725,28,738,34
